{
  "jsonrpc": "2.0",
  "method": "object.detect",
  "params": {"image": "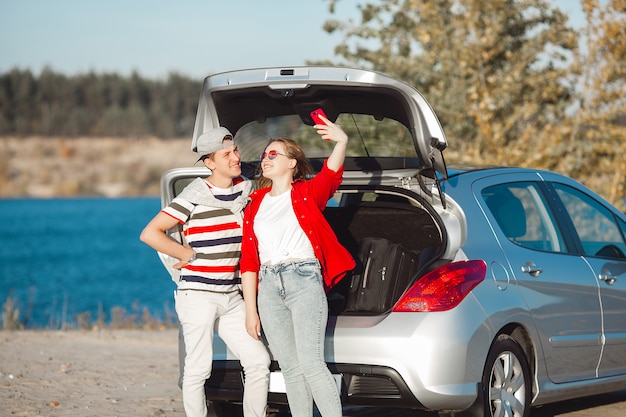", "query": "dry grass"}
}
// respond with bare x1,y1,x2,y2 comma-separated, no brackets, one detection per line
2,294,179,331
0,136,195,198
